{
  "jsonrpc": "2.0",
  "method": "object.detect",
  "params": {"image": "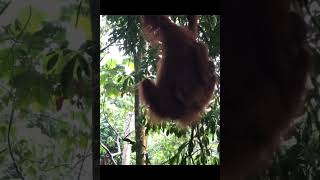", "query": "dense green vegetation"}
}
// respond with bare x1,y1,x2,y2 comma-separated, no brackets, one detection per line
100,15,220,165
0,1,93,179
